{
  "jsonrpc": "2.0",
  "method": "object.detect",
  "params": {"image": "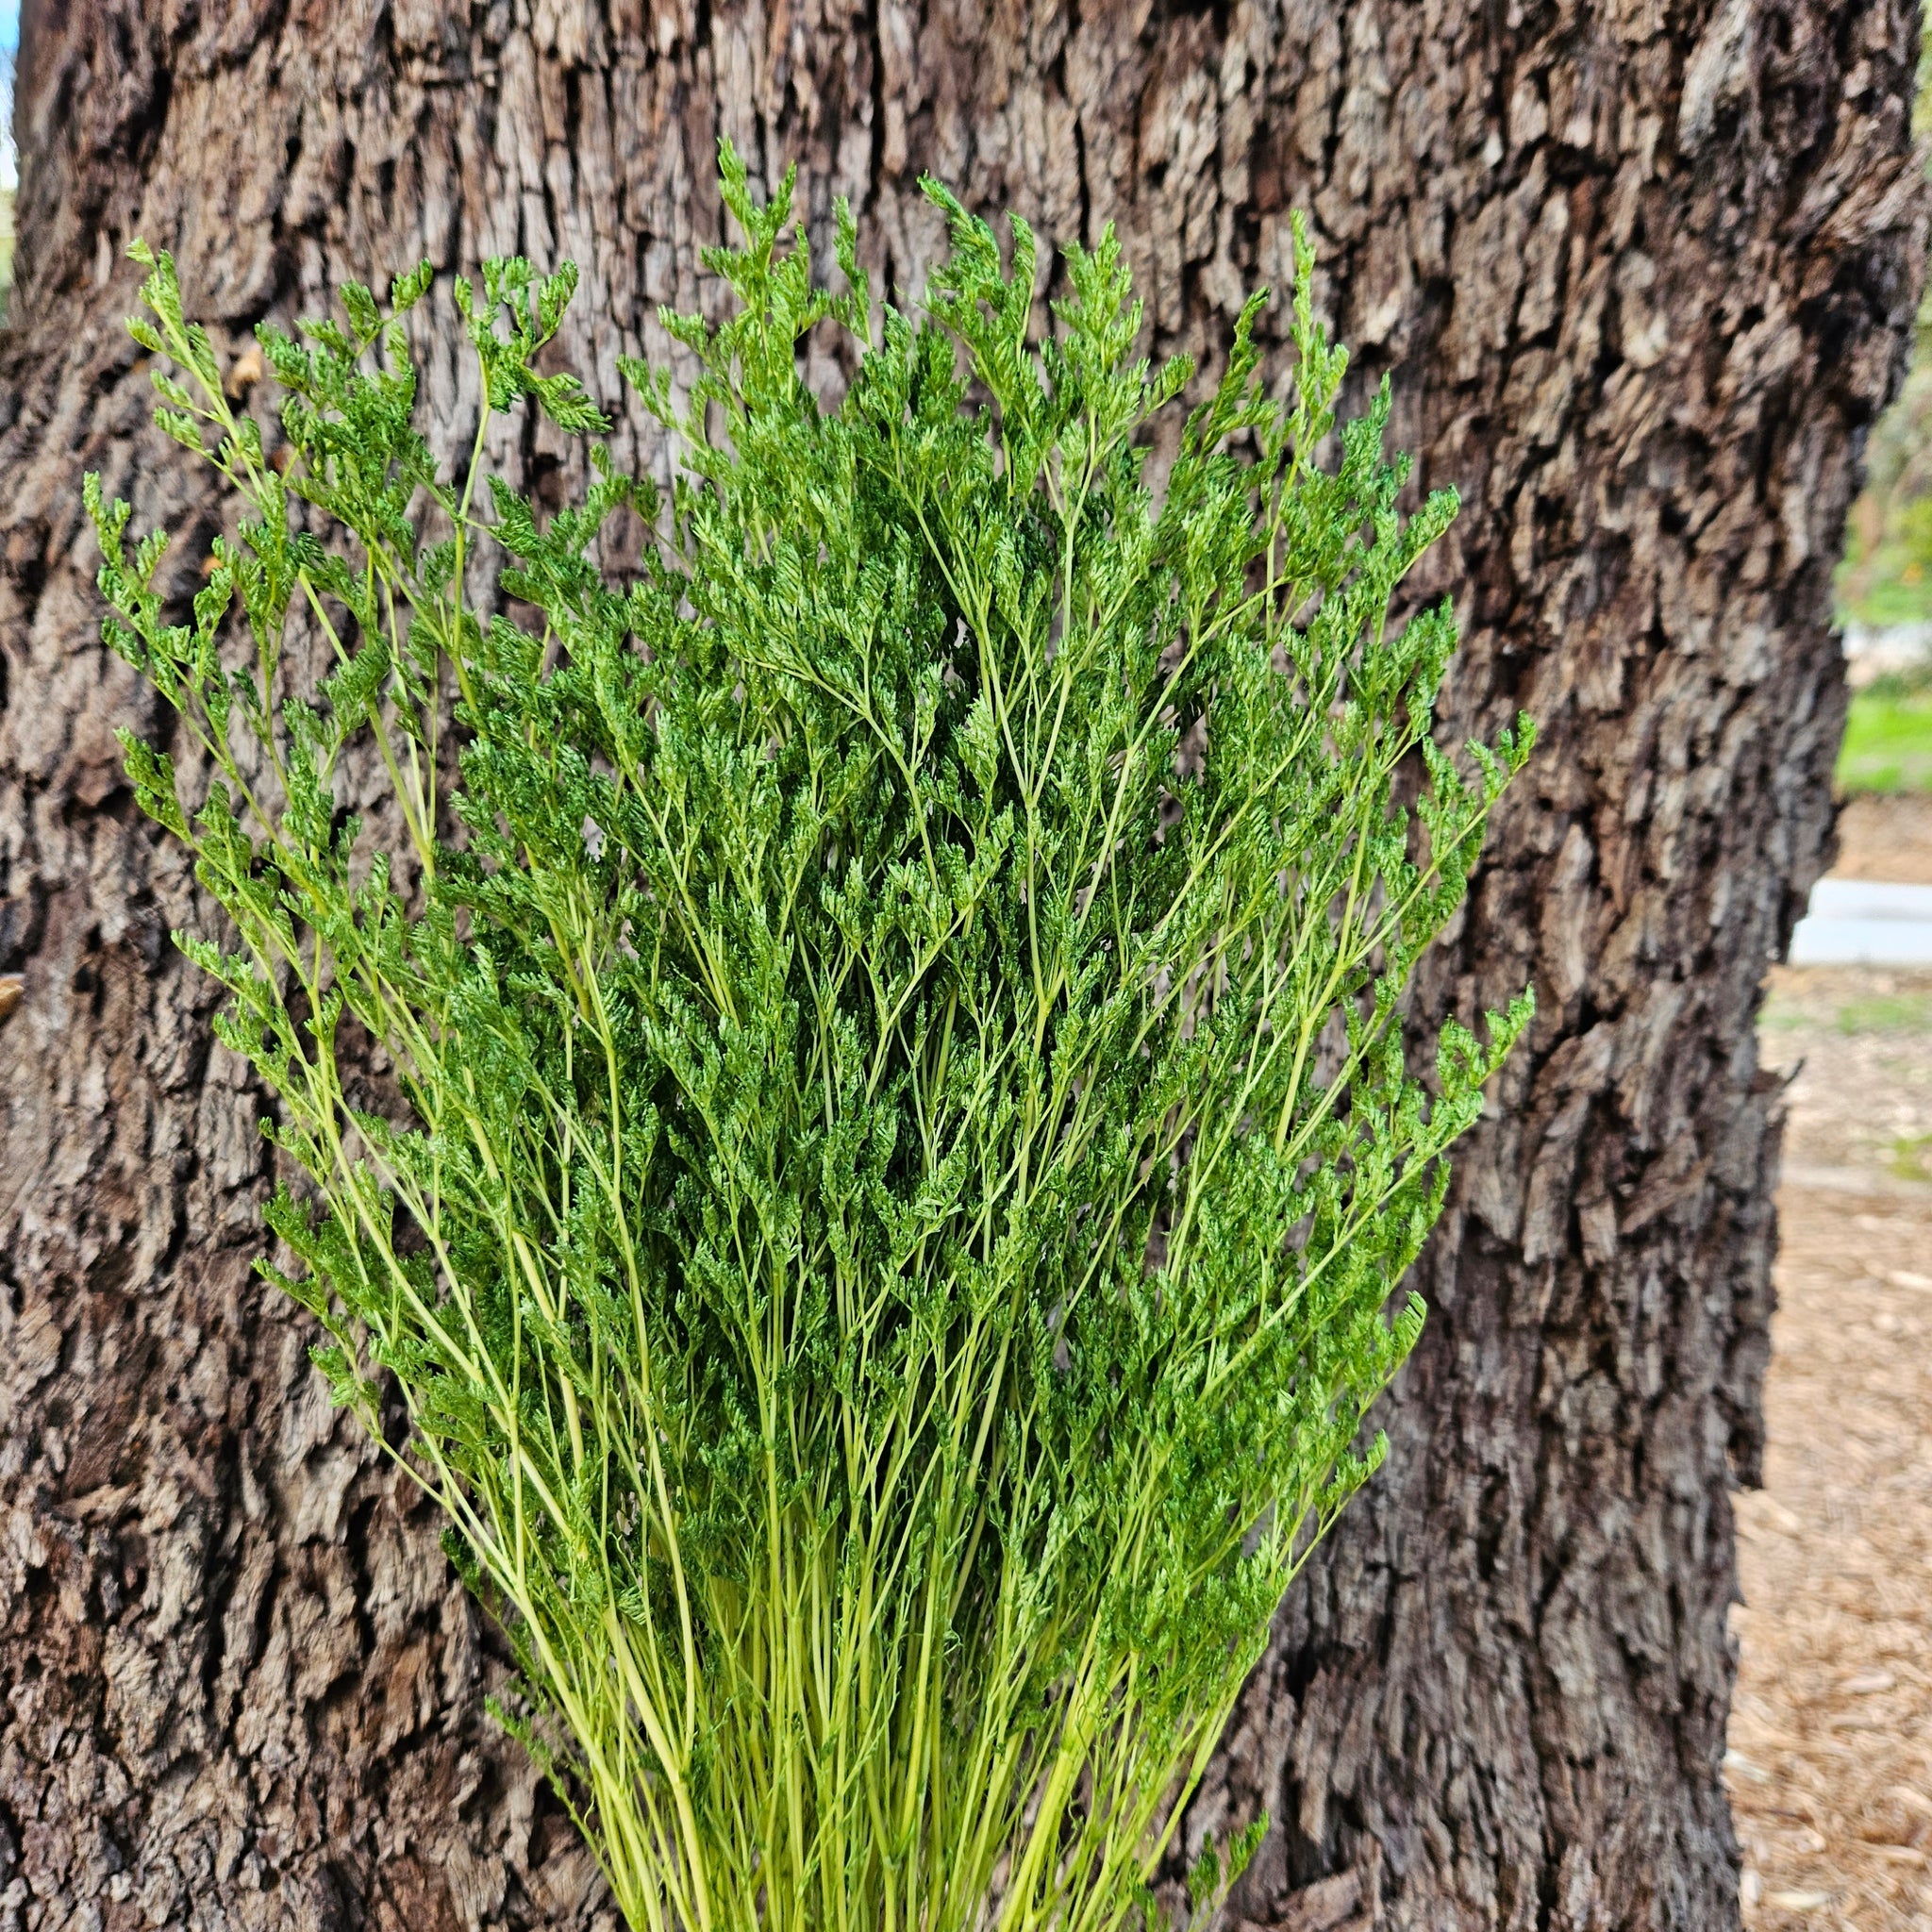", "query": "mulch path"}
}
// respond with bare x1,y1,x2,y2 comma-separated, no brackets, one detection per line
1731,934,1932,1924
